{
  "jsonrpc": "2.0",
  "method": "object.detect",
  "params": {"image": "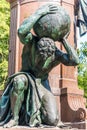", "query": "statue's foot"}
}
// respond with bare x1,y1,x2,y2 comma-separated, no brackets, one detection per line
57,121,72,129
3,119,18,128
